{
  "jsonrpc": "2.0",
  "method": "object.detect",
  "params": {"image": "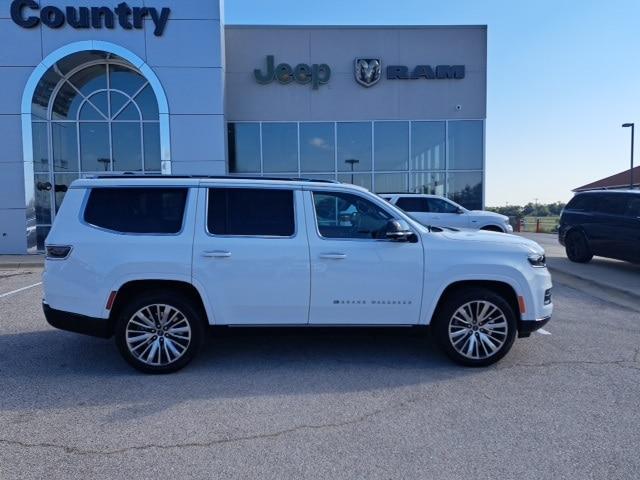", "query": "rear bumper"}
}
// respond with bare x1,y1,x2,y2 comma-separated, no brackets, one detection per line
518,315,551,338
43,302,112,338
